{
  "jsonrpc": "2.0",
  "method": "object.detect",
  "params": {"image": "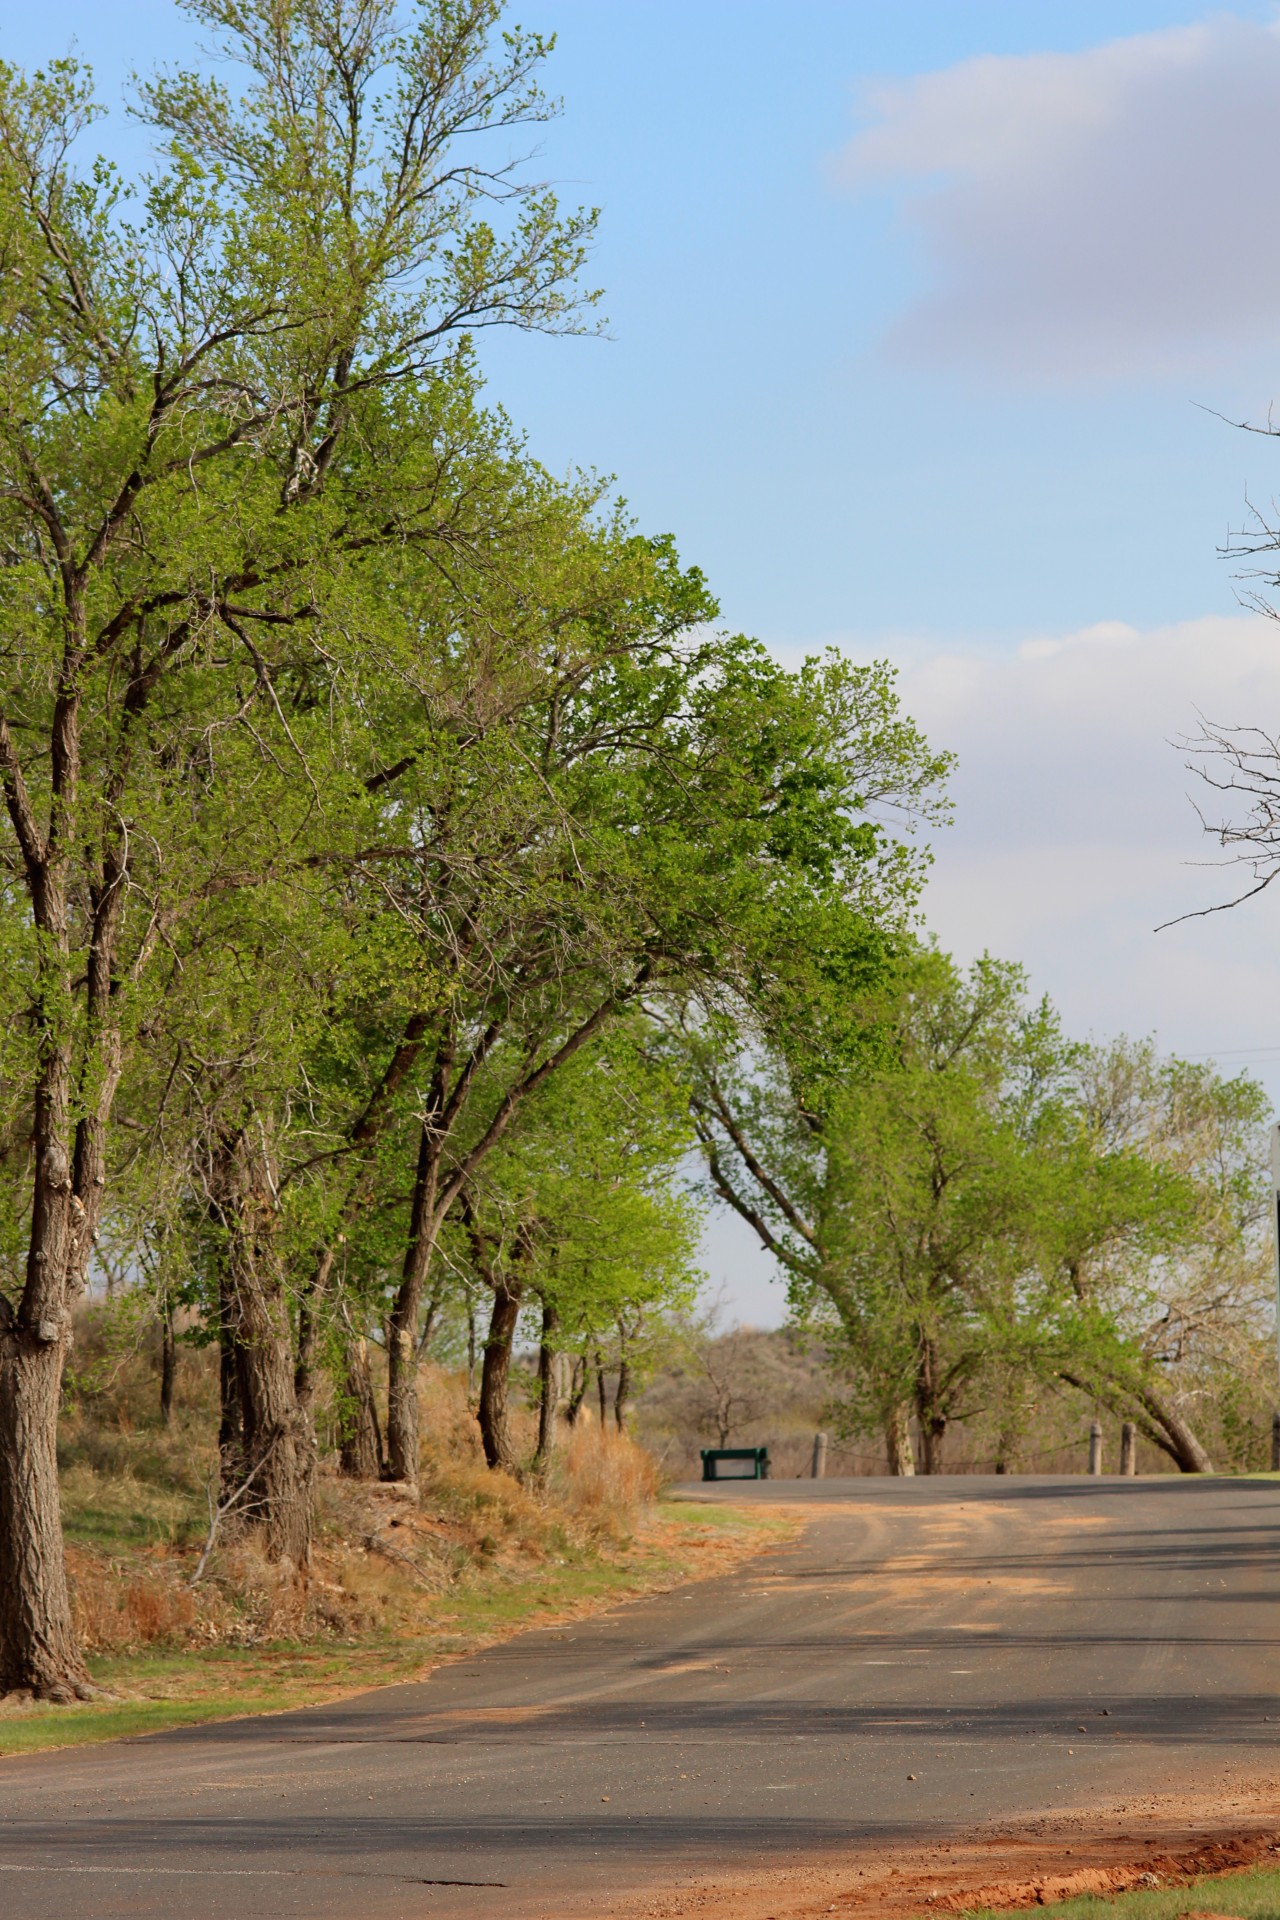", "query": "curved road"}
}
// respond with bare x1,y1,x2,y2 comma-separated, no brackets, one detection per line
3,1475,1280,1917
